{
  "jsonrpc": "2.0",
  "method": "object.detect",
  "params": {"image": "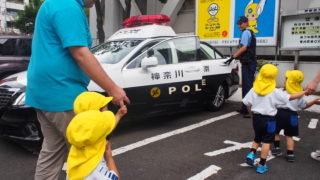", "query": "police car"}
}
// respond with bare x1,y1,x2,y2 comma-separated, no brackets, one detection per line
0,15,239,142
